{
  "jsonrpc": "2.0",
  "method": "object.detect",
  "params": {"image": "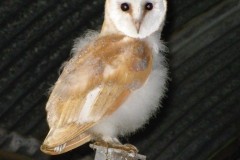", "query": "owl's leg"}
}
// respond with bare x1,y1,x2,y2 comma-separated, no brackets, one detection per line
94,137,139,153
